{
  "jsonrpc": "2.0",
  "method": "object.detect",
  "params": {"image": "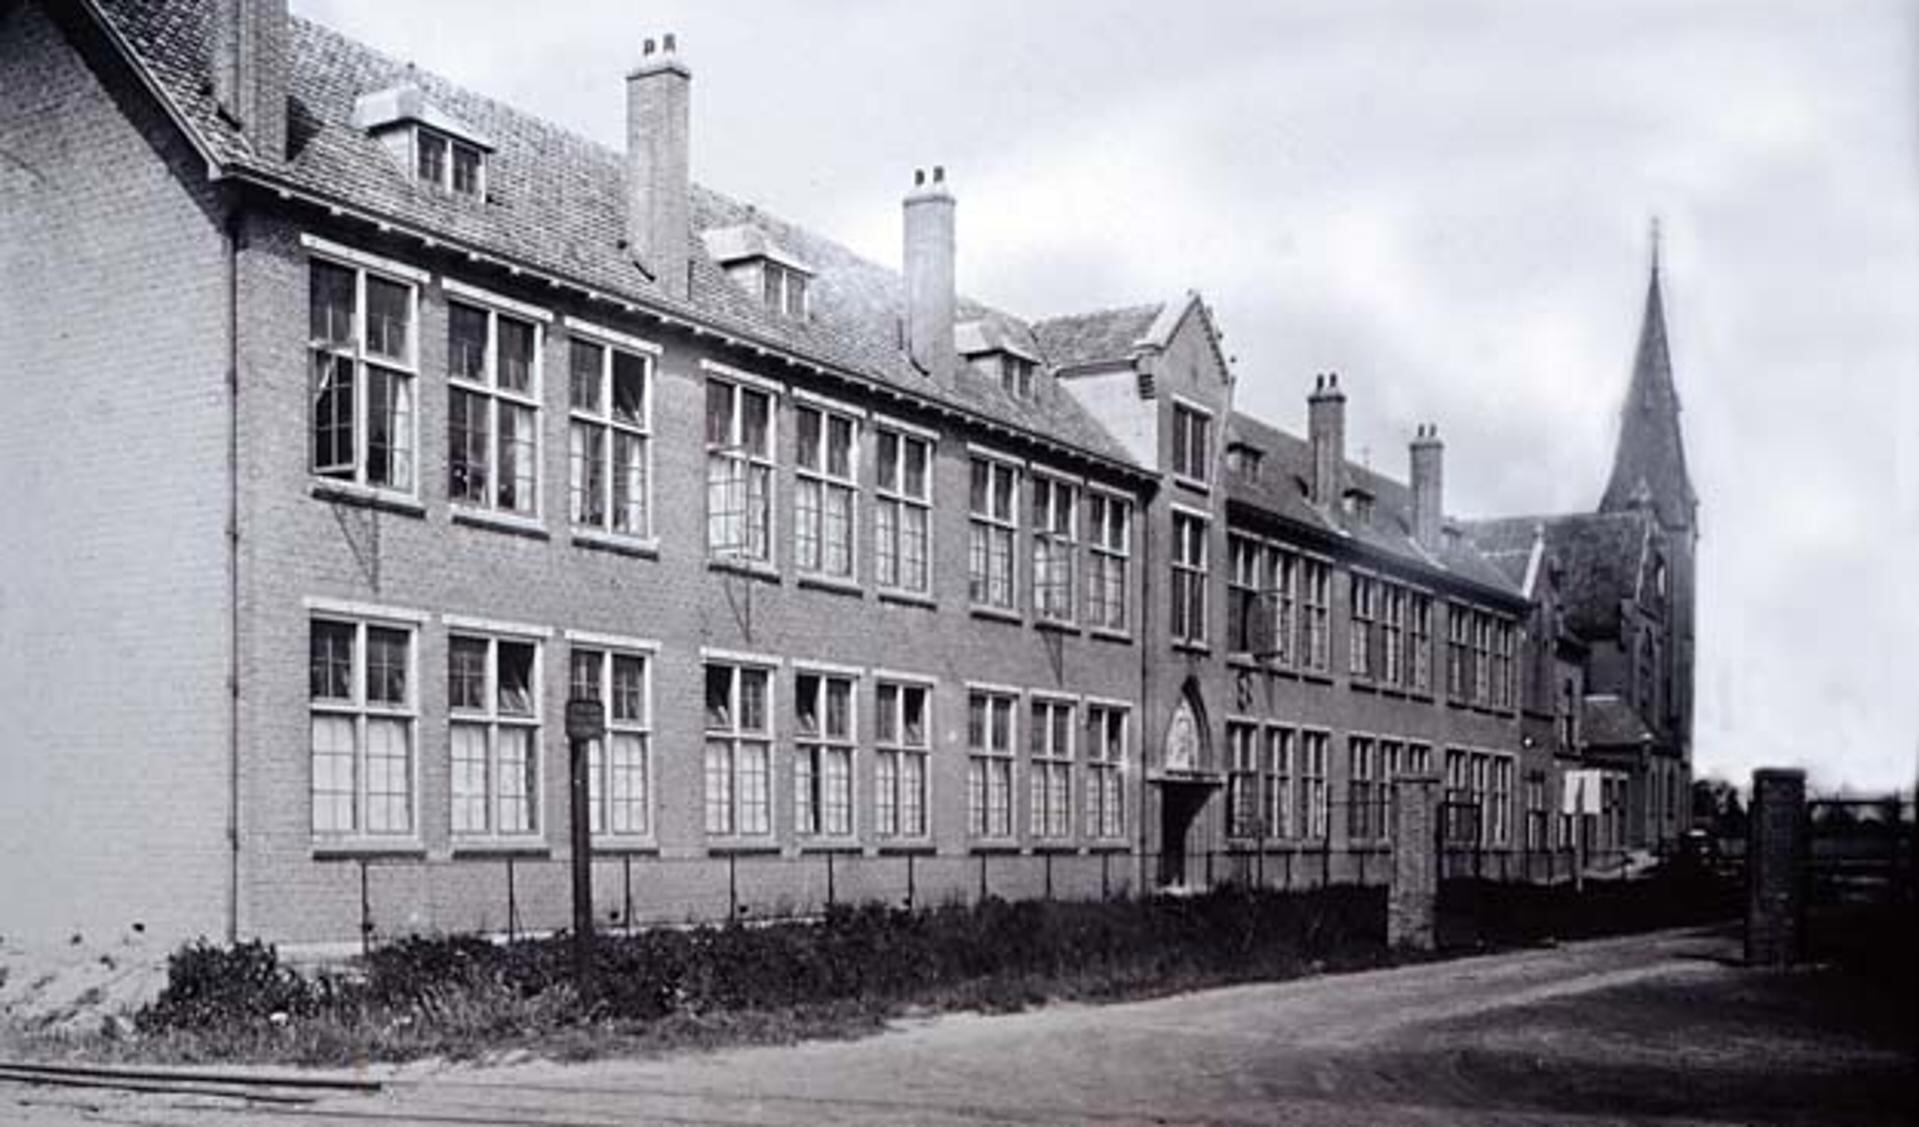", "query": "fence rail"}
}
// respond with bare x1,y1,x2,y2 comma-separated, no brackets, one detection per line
326,841,1637,954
